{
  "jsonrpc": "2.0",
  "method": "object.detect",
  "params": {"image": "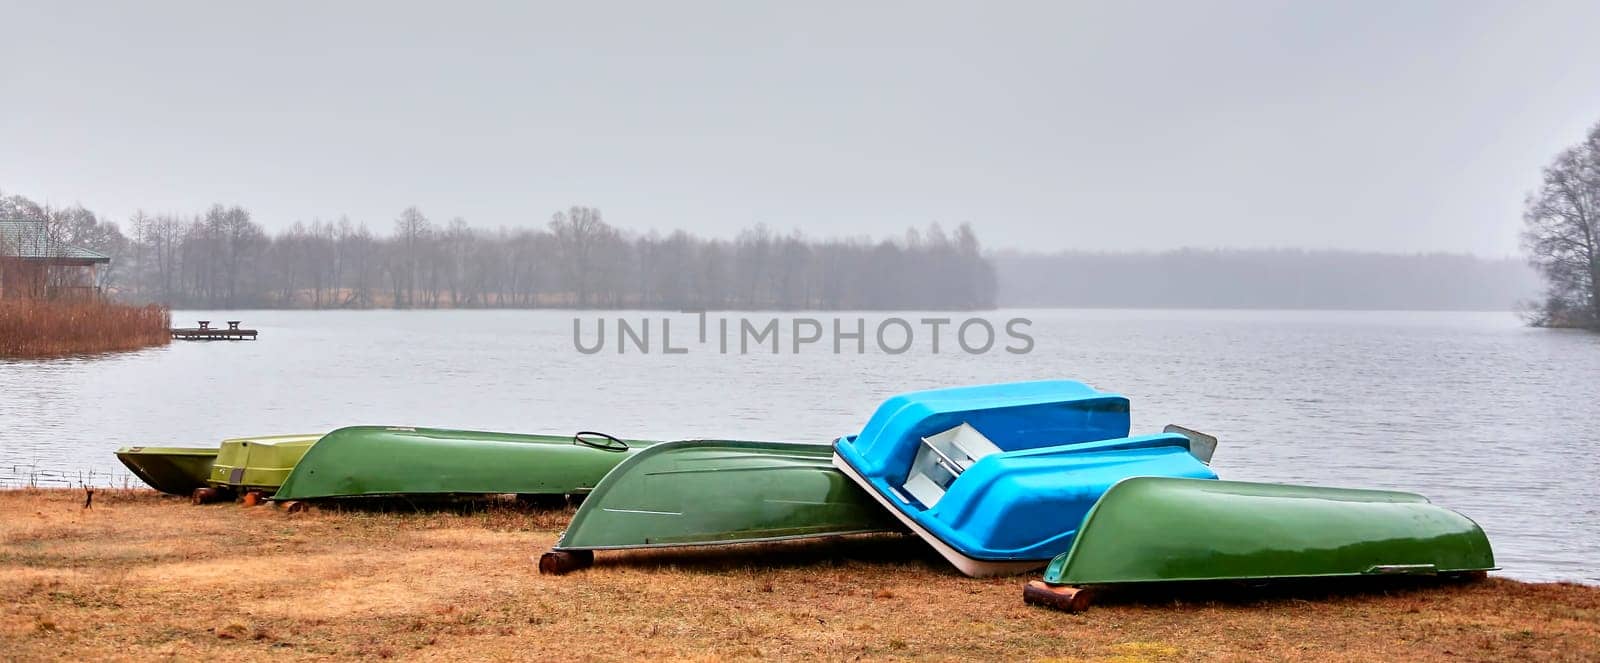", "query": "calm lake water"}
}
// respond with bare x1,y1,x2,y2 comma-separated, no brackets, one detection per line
2,309,1596,584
